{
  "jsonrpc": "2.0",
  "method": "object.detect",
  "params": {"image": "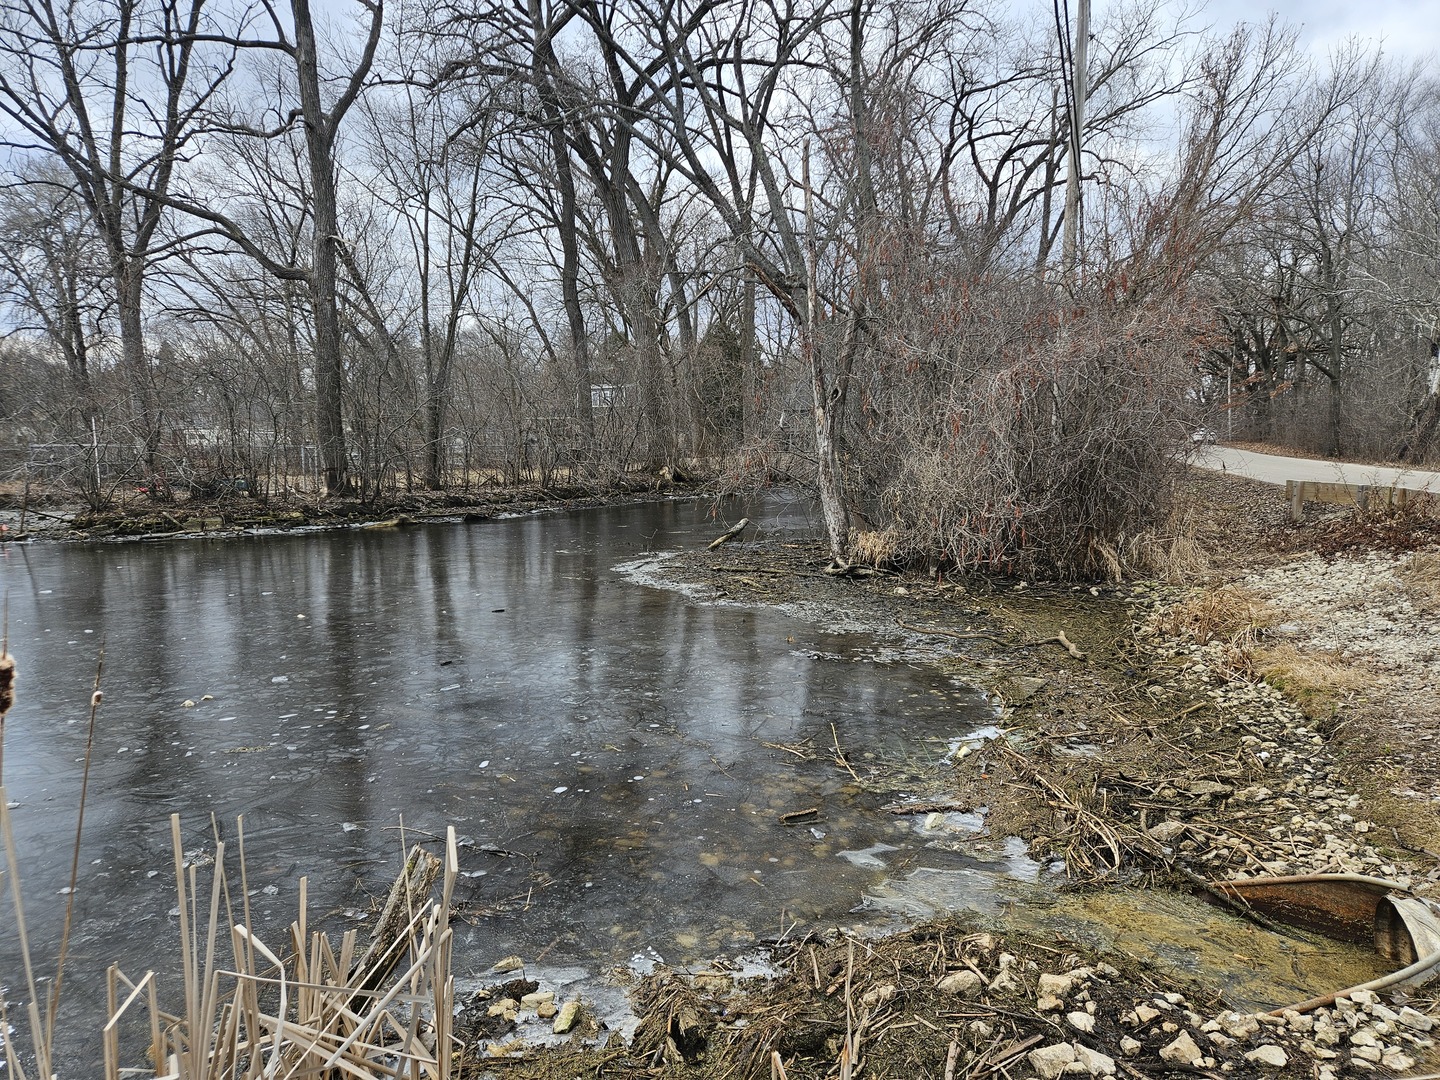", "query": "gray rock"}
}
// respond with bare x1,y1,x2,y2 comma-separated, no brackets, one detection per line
1243,1045,1288,1068
1185,780,1233,798
1067,1011,1096,1034
937,970,983,996
1026,1042,1076,1080
1148,820,1187,843
1074,1043,1117,1077
1398,1007,1435,1032
1220,1012,1261,1040
988,969,1022,994
1382,1049,1416,1072
1133,1004,1161,1024
1282,1009,1314,1033
1159,1031,1203,1066
1038,972,1075,998
552,1000,581,1034
1119,1036,1142,1056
